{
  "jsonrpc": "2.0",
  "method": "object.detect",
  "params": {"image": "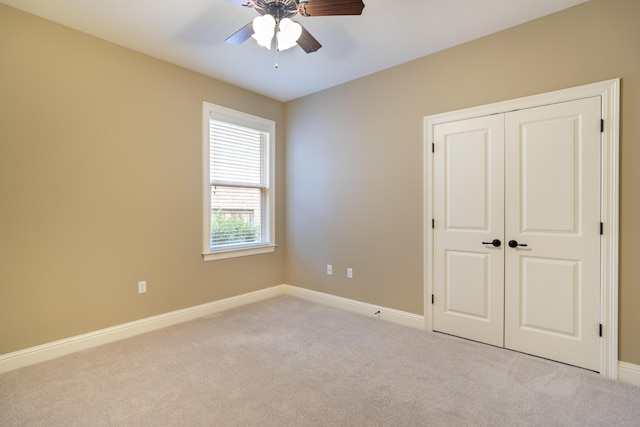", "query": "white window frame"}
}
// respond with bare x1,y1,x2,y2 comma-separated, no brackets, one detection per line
202,102,276,261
